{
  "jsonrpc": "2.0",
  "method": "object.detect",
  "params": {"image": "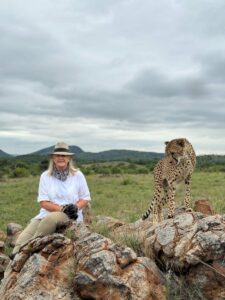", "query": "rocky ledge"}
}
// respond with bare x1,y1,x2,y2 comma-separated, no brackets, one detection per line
0,201,224,300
